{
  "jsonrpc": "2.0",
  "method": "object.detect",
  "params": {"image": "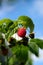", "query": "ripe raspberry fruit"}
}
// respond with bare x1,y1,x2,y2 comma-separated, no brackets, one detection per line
17,27,26,37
